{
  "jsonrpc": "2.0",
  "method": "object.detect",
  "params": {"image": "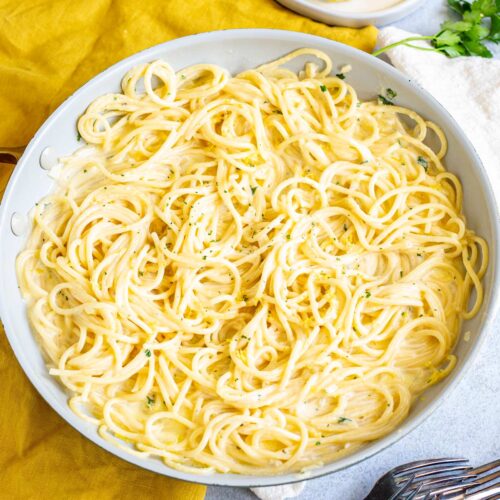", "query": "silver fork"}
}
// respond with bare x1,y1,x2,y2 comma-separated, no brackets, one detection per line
364,458,477,499
444,459,500,500
365,458,500,500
